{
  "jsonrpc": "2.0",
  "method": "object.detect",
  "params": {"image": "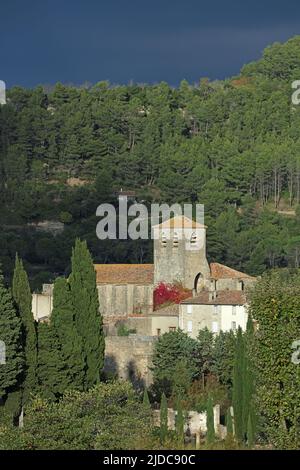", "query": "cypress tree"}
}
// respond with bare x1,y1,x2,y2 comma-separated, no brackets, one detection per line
226,408,233,436
0,272,23,402
175,398,184,445
36,323,68,400
12,255,37,405
69,239,105,388
160,392,168,444
51,277,85,391
247,412,254,448
232,327,244,442
143,388,151,408
206,396,215,444
243,315,256,441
